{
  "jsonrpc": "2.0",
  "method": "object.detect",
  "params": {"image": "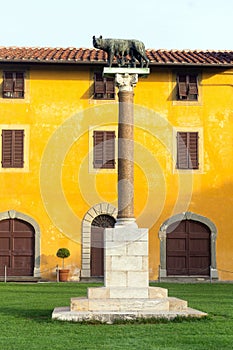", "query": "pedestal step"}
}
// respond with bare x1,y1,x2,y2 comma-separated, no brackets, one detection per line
52,306,207,324
71,296,187,313
168,297,187,311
